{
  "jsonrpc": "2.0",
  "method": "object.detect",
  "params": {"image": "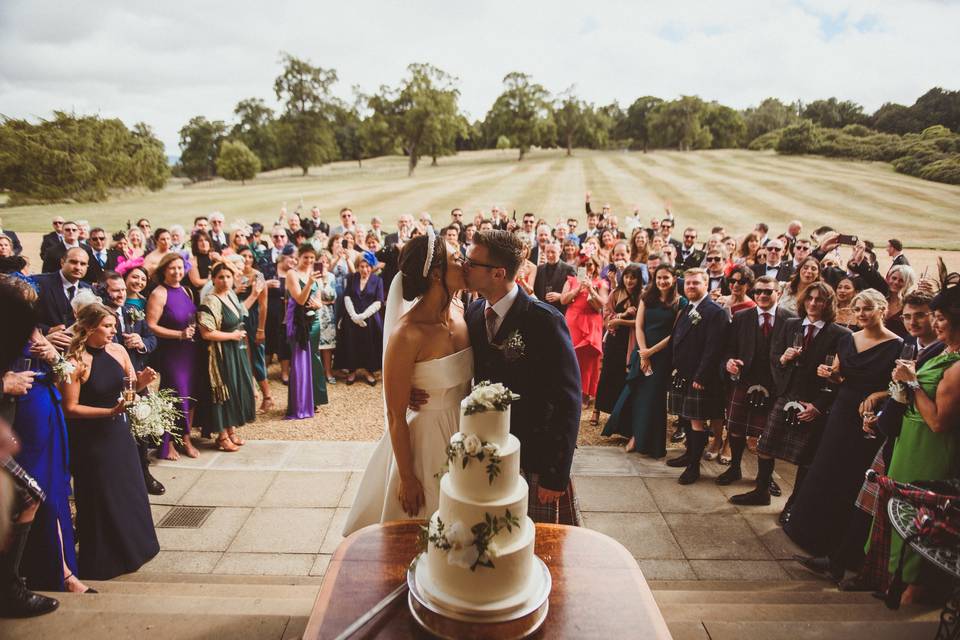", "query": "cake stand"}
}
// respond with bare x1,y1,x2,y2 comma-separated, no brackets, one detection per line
407,554,551,640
